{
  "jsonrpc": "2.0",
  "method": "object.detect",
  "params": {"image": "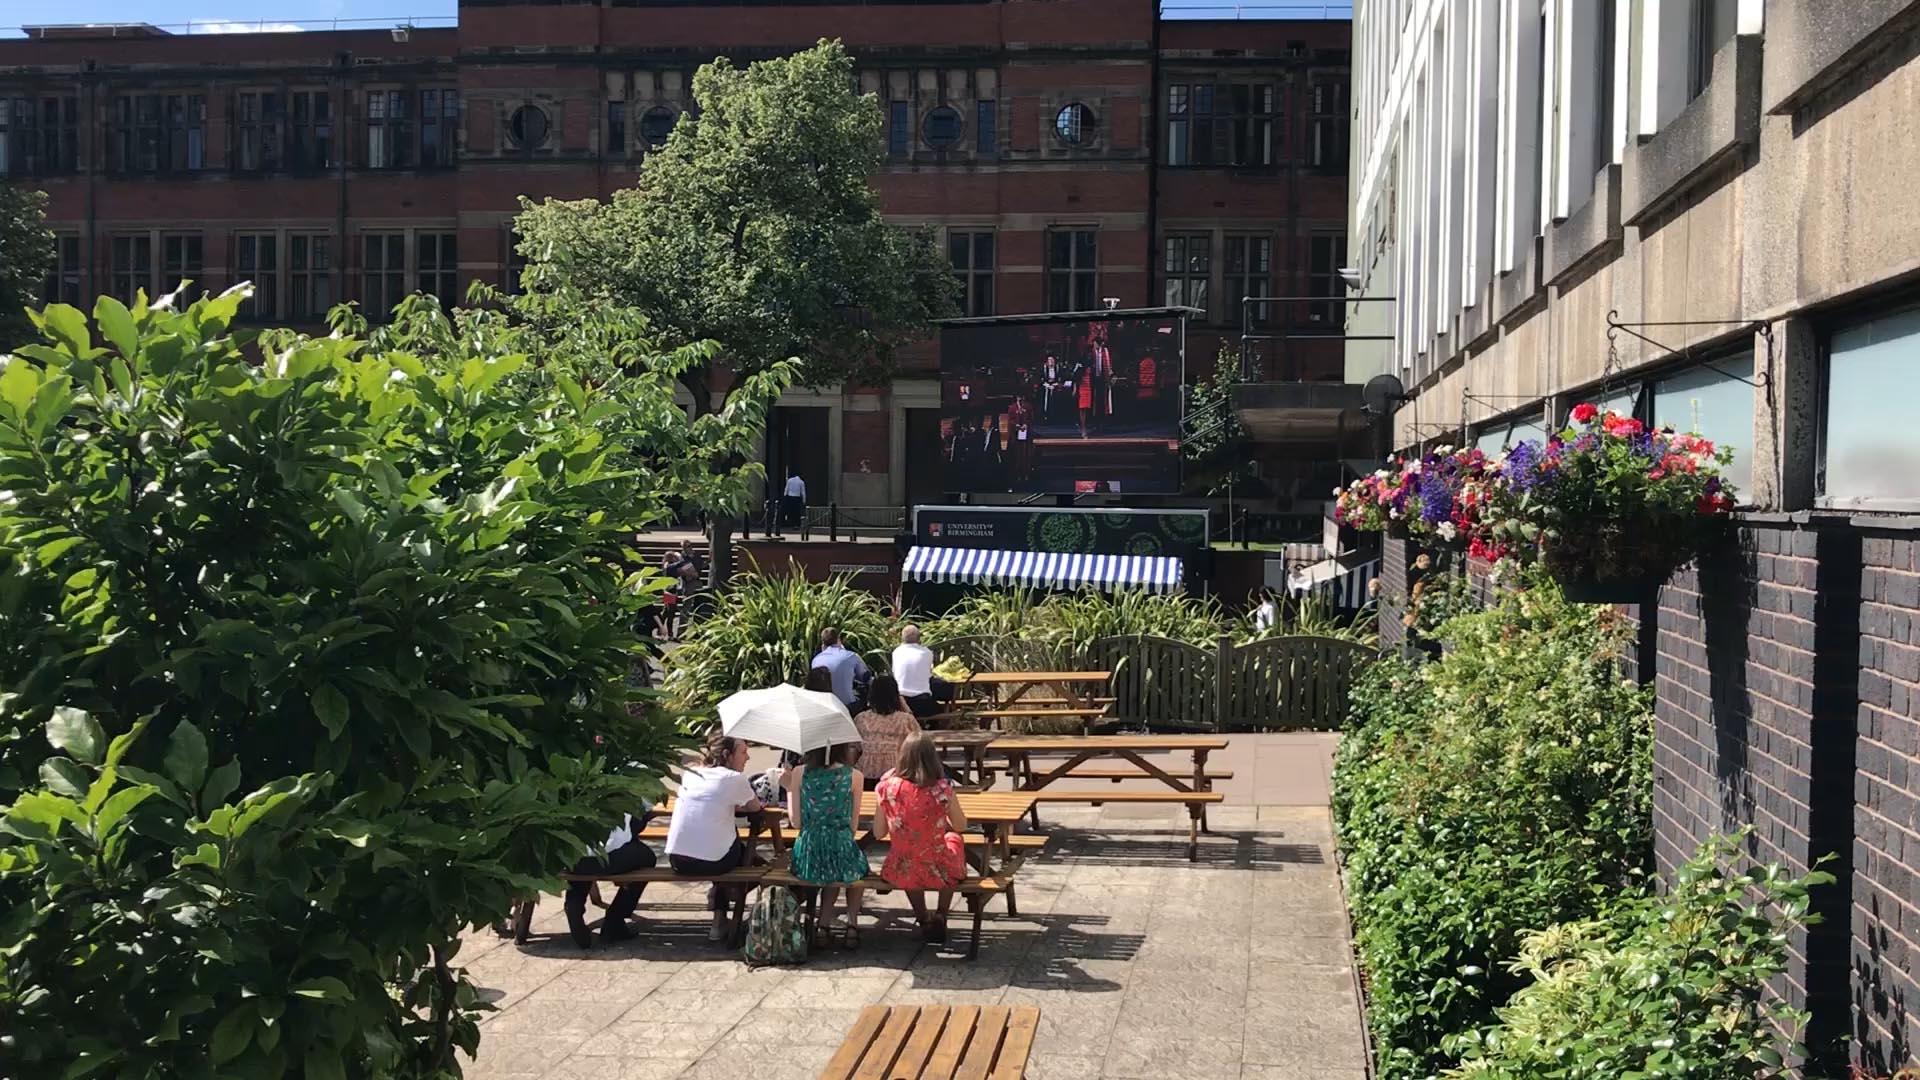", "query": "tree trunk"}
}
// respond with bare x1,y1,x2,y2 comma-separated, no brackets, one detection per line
683,373,740,588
